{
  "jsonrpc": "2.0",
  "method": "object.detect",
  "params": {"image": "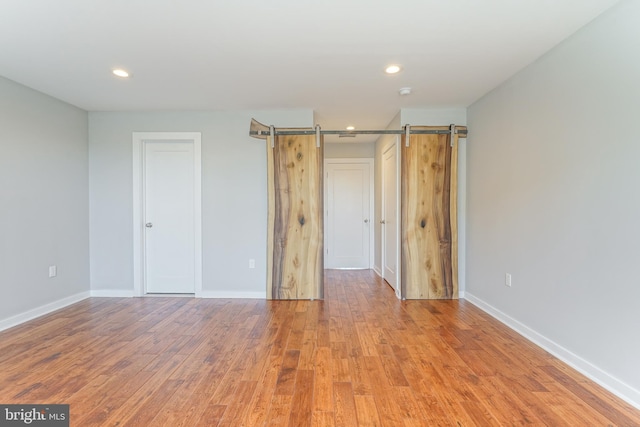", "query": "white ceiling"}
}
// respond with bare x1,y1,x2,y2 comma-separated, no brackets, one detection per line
0,0,620,143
